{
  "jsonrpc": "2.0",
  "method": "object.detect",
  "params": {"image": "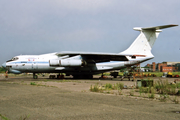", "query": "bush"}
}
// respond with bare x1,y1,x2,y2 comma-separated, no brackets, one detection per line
159,94,169,102
114,83,124,90
129,89,134,96
90,84,103,92
148,93,155,99
166,87,177,95
0,114,9,120
170,96,179,104
118,88,123,95
105,83,113,89
154,80,177,95
176,83,180,88
139,87,148,93
139,87,154,93
30,82,36,85
176,90,180,96
148,87,155,99
0,67,6,73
